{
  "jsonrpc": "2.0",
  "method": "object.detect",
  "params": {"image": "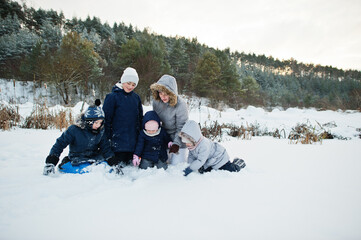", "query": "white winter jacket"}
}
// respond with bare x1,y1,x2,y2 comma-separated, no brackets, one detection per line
180,120,229,171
